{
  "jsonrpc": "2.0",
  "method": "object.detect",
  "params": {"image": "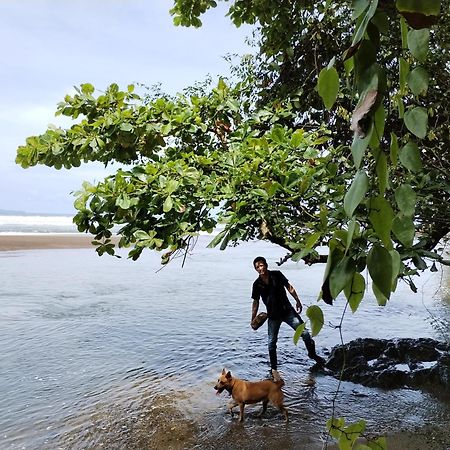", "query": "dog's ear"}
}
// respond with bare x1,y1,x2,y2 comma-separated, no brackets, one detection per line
225,371,232,379
222,368,226,375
